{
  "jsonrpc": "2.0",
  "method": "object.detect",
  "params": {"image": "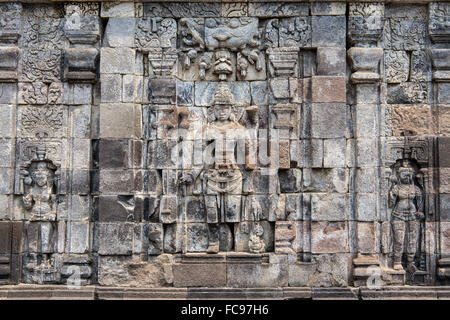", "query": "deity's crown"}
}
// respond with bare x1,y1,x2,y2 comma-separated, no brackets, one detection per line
399,159,414,173
212,83,234,105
